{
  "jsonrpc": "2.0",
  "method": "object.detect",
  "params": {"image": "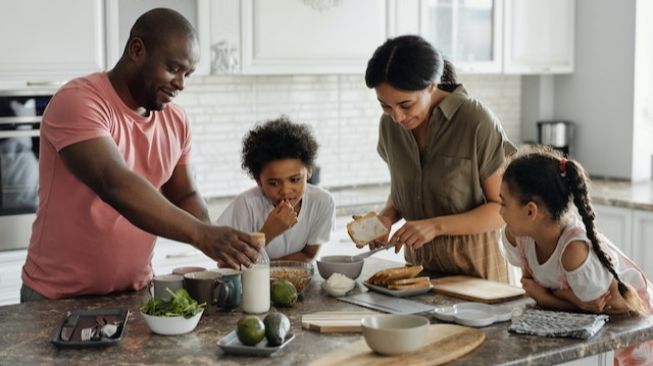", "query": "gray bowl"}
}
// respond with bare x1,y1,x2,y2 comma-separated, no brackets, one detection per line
316,255,364,280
